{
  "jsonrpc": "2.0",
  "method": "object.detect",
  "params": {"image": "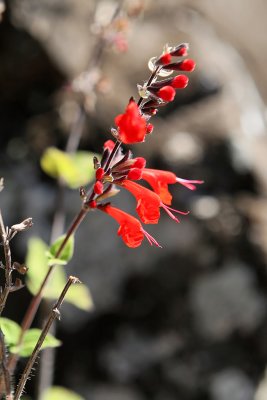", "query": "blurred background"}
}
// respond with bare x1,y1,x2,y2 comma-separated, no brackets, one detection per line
1,0,267,399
